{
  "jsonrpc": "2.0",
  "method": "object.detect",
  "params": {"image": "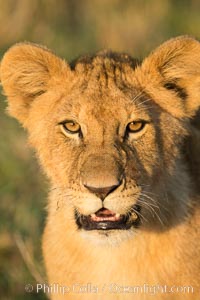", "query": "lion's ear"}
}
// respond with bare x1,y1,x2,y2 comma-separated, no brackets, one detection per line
135,36,200,118
0,43,68,124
